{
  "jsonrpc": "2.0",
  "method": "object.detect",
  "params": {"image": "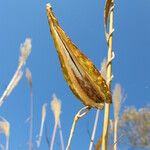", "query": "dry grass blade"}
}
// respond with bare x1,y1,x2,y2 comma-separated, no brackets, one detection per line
46,3,111,109
0,117,10,150
0,38,32,107
104,0,113,41
36,103,47,148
